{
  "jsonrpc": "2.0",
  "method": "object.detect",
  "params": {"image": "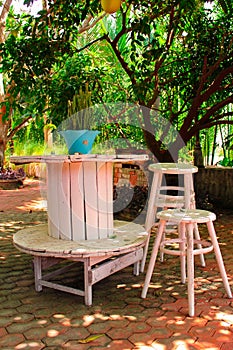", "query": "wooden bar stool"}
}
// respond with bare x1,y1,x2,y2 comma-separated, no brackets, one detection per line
141,163,204,273
141,209,232,317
